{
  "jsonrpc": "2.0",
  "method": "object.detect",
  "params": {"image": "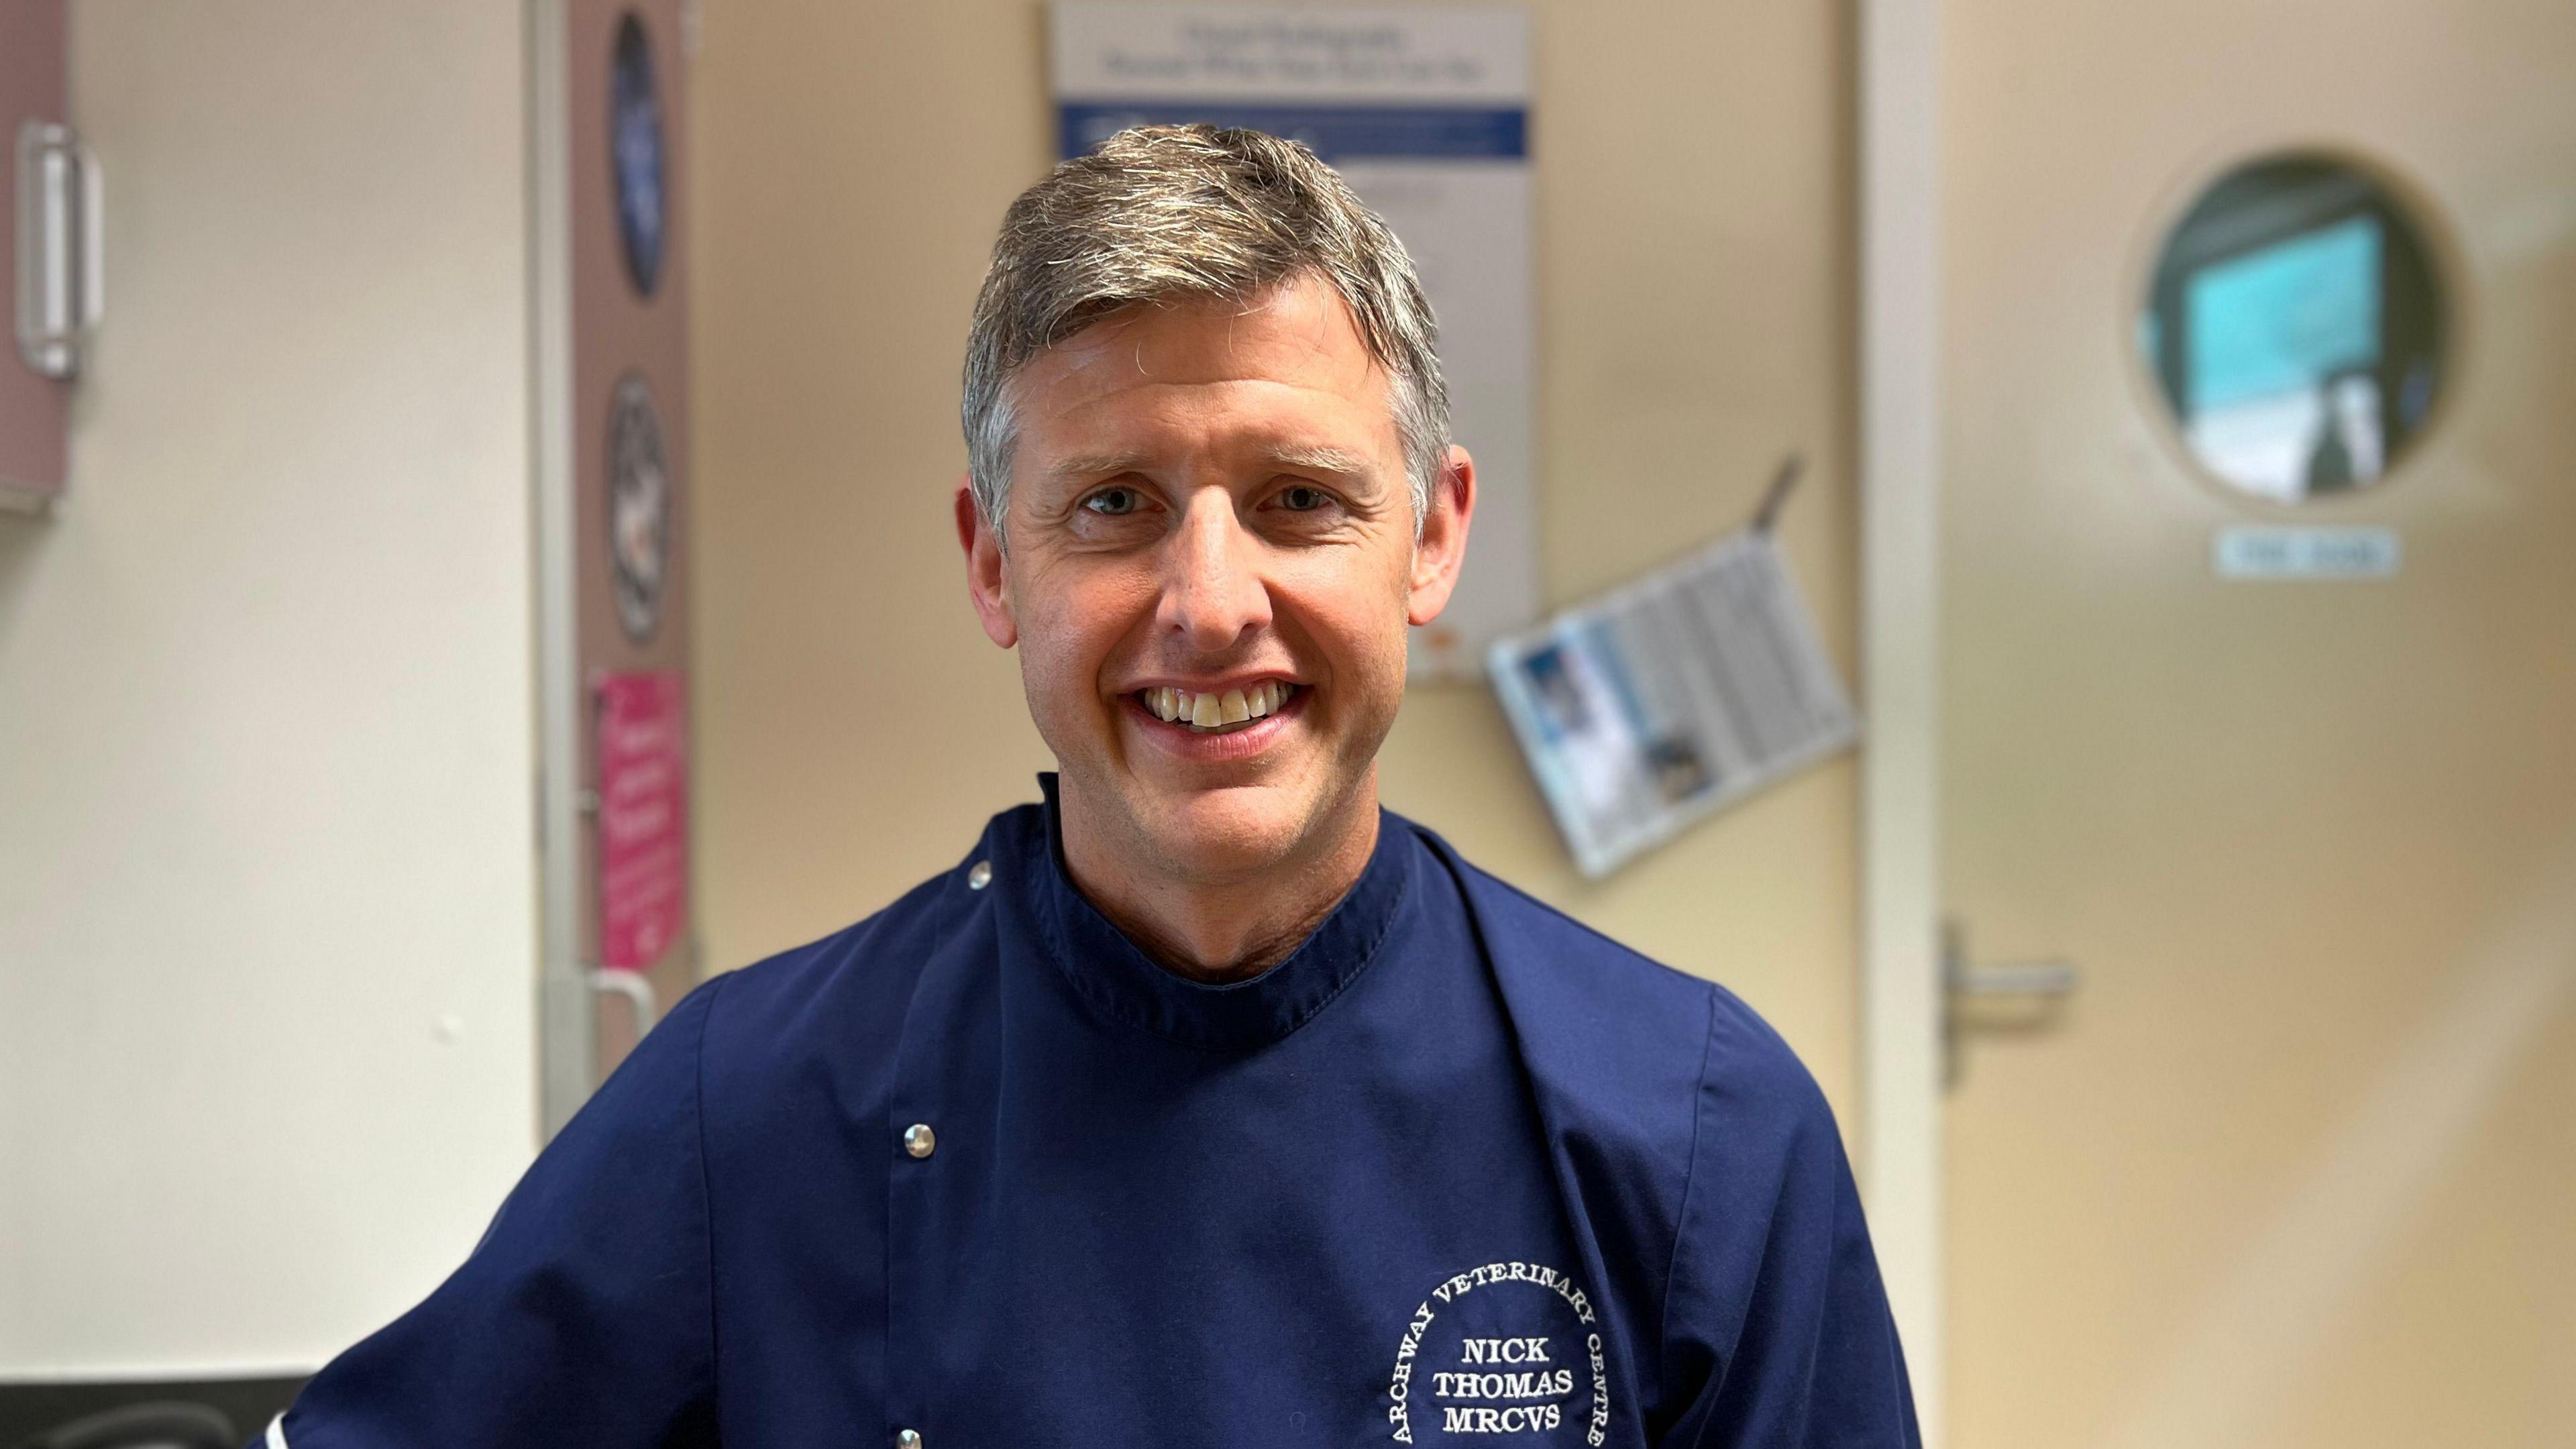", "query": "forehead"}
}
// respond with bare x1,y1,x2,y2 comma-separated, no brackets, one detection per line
1009,274,1399,468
